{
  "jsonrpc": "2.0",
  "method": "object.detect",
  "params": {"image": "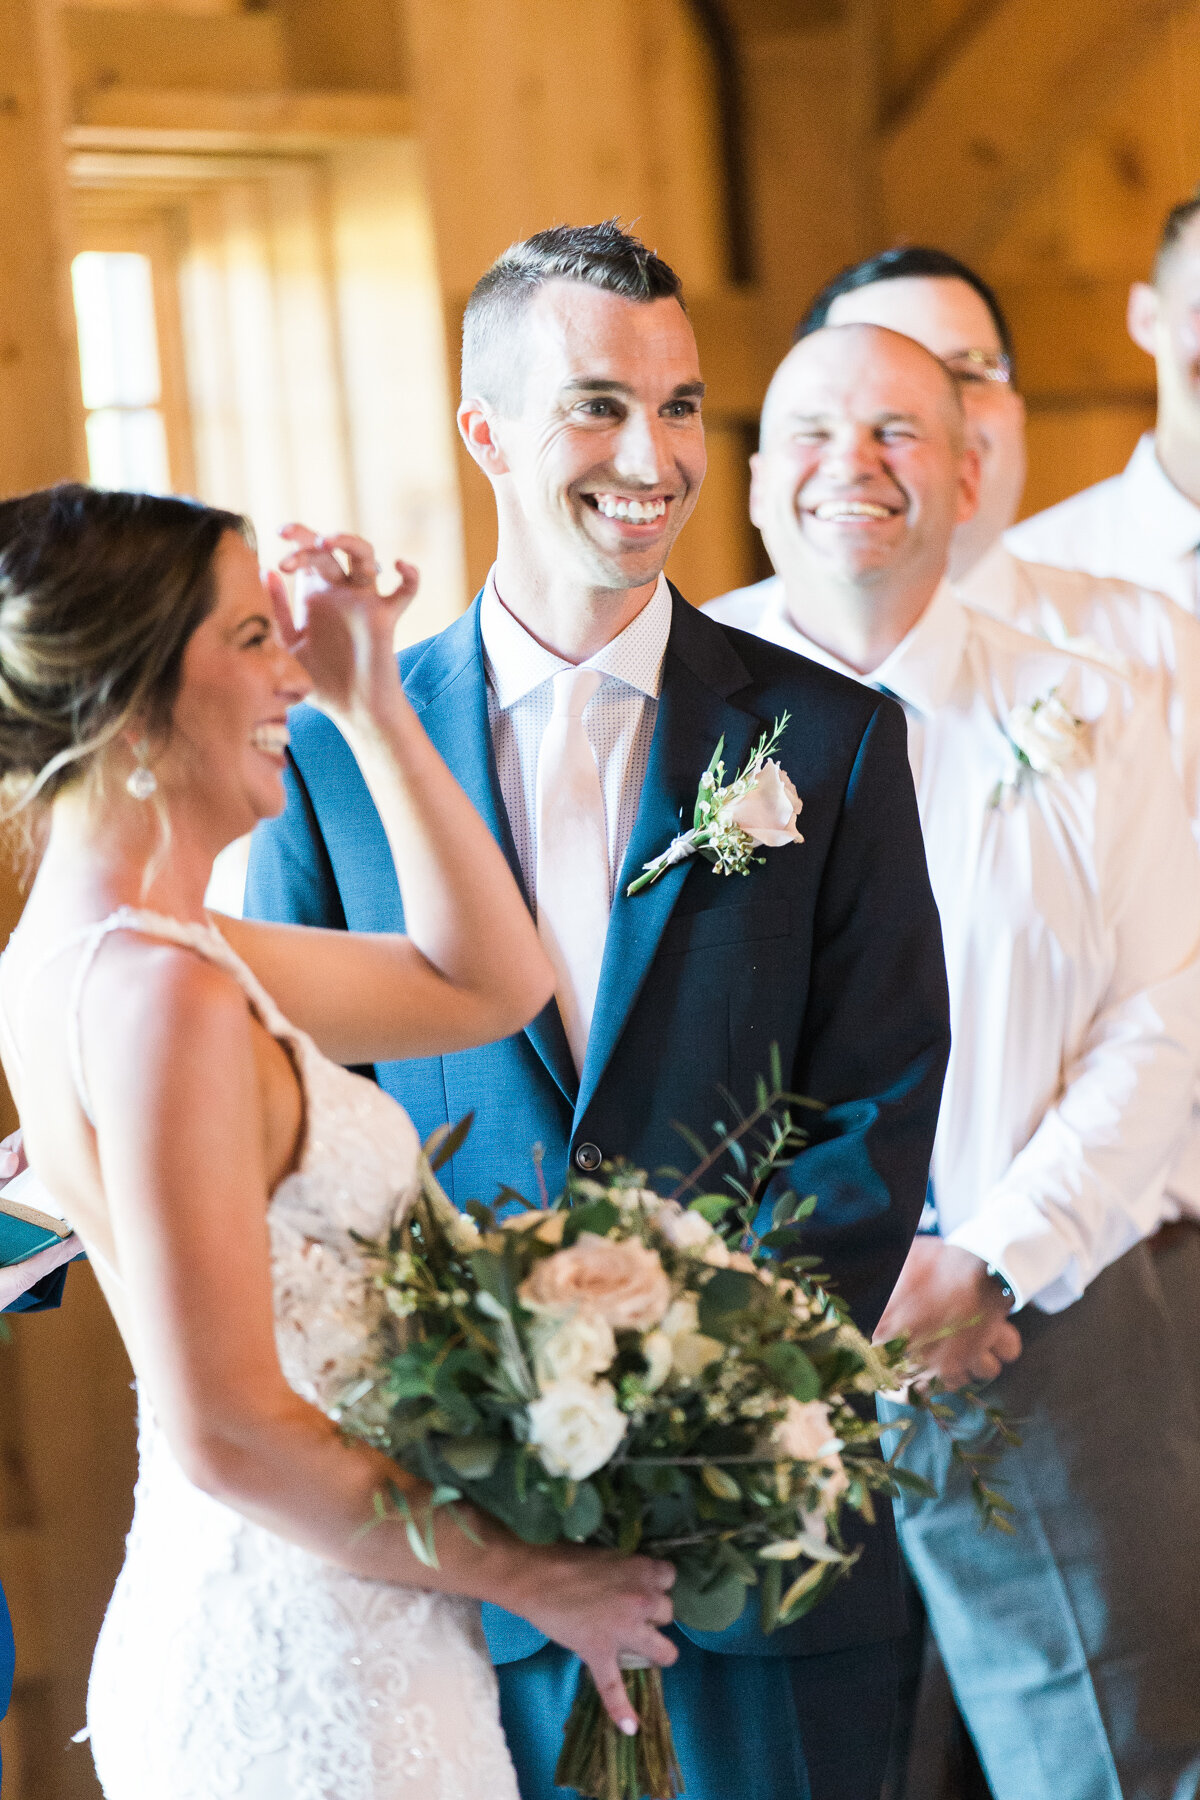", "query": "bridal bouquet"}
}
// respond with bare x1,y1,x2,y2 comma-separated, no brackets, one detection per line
337,1070,1011,1800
